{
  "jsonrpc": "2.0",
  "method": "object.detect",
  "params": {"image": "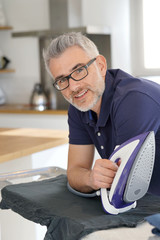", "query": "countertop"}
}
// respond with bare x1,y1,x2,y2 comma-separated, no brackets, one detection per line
0,104,68,115
0,128,68,163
